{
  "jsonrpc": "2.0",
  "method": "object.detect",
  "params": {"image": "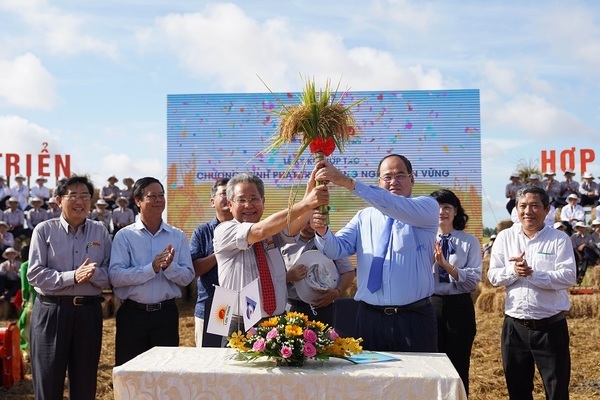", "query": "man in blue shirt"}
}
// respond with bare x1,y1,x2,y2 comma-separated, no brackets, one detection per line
109,177,195,366
311,154,439,352
190,178,232,347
